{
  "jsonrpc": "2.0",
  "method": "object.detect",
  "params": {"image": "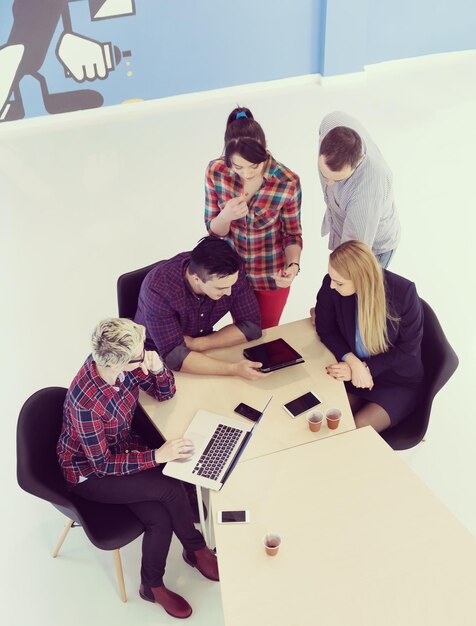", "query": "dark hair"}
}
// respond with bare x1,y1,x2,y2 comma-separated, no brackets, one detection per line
319,126,362,171
188,236,241,282
224,107,268,167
